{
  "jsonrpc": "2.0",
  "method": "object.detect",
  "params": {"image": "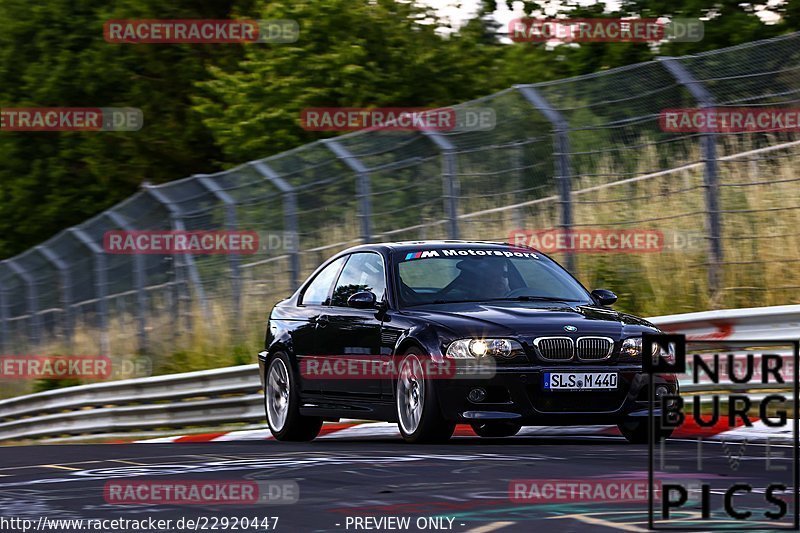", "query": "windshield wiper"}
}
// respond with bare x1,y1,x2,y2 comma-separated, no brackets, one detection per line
408,296,583,306
430,299,490,305
484,296,584,303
